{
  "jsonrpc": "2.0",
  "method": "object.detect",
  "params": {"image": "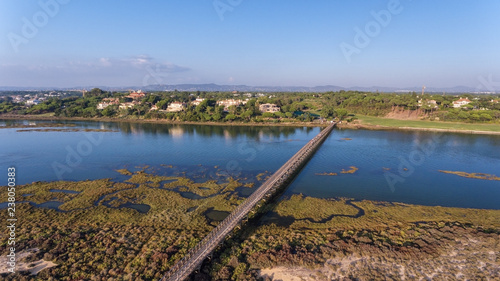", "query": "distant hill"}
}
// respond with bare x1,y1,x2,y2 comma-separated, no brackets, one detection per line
0,84,496,93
